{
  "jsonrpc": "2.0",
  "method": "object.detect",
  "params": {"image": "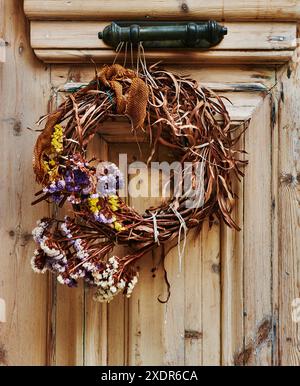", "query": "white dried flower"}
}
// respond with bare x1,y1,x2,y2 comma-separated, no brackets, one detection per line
70,269,85,280
39,237,62,259
93,288,116,303
57,275,65,285
100,281,108,289
117,279,126,289
110,286,117,294
83,261,97,272
93,272,102,280
51,263,66,273
74,239,82,250
126,275,139,298
30,252,47,274
60,222,72,238
32,221,48,242
52,253,65,261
